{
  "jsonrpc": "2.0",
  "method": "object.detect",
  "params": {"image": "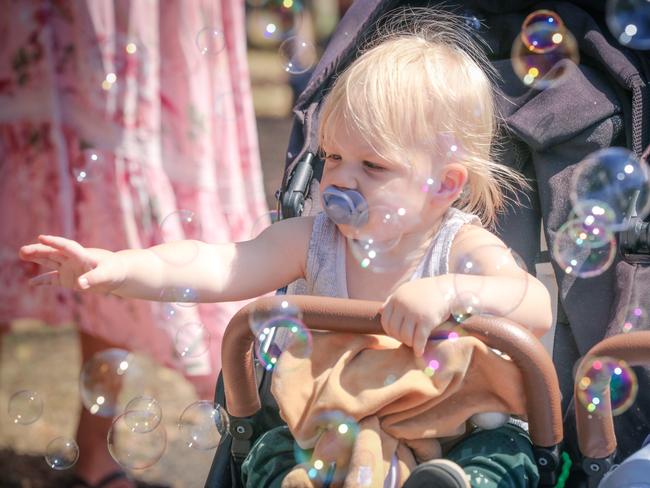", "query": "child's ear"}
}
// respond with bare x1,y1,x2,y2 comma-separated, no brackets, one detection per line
429,164,468,202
